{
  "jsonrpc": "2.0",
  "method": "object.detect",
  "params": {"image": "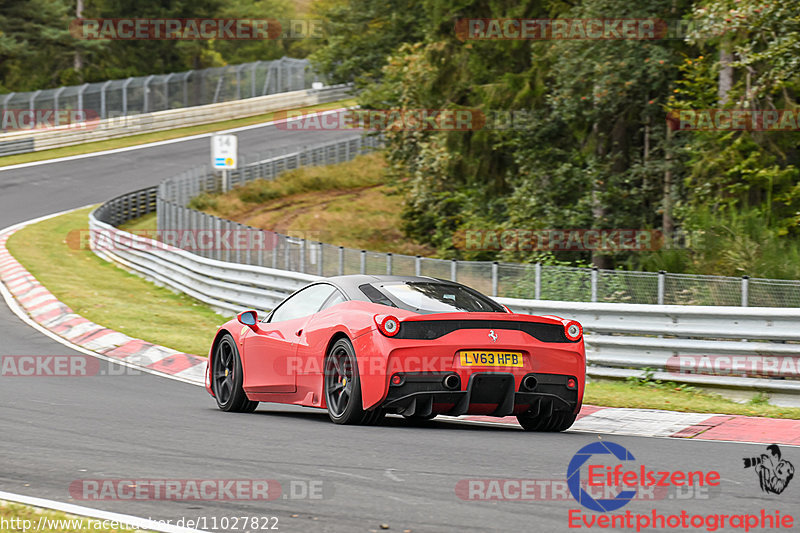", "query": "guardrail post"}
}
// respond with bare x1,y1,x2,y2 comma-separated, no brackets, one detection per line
360,250,366,274
386,253,392,275
492,262,499,297
300,239,306,273
451,259,457,281
317,242,324,276
338,246,344,275
284,235,290,271
271,234,278,269
591,266,598,303
415,256,421,276
658,270,666,305
535,263,541,299
742,275,749,307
